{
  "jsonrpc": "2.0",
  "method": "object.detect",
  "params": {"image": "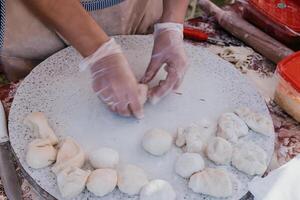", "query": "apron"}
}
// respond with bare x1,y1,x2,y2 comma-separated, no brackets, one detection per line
0,0,163,80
